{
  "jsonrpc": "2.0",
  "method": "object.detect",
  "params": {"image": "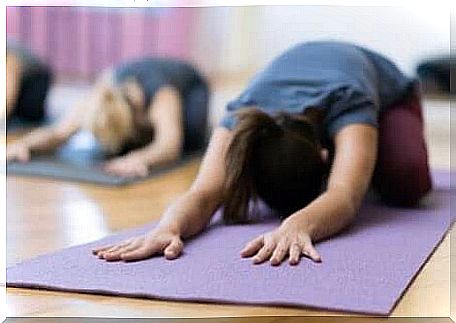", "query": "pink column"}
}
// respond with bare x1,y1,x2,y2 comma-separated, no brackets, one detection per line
78,8,92,78
6,7,21,39
120,9,146,61
155,7,194,59
142,9,160,57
